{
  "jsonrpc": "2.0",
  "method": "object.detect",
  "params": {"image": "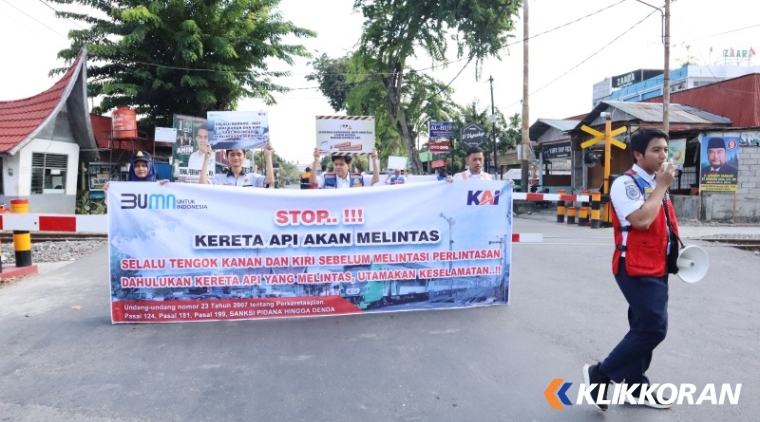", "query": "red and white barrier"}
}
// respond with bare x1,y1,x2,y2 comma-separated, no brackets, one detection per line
0,214,107,233
511,193,590,202
0,213,544,243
